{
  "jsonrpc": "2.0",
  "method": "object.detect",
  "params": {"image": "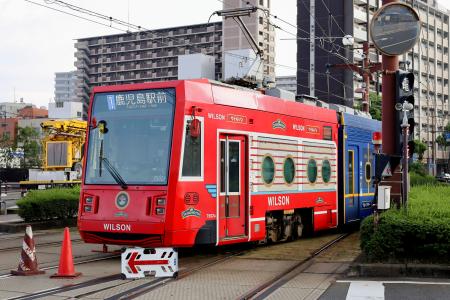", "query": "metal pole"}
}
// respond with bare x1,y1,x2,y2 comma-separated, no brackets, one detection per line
363,42,370,113
381,0,399,155
402,124,409,210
